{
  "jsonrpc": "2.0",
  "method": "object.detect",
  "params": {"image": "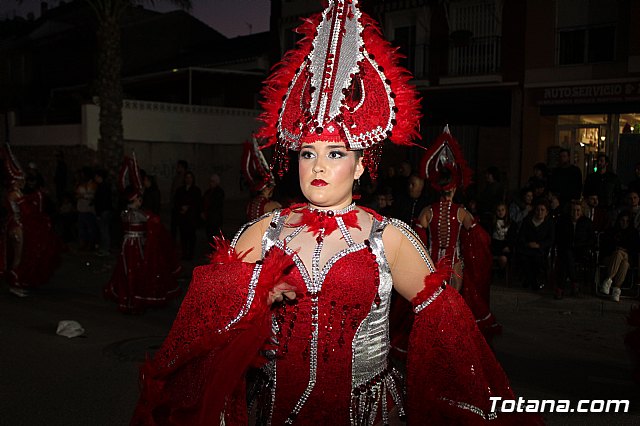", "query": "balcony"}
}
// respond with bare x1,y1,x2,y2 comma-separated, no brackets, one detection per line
447,35,501,78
